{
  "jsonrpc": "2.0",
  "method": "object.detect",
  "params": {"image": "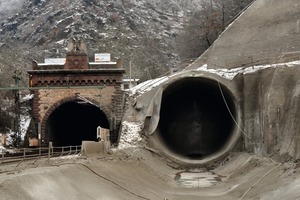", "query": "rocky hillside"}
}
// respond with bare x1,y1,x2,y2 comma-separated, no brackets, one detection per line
0,0,209,138
0,0,206,83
